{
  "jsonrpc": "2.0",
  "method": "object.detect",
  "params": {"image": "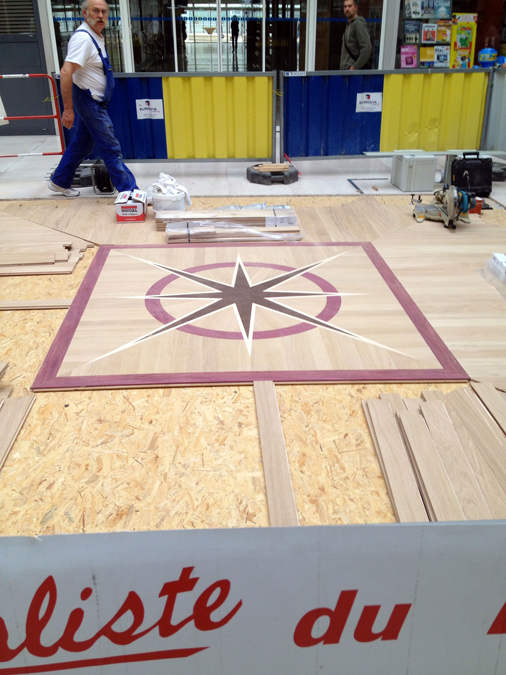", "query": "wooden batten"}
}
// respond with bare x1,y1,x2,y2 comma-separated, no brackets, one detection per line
0,394,36,472
364,399,428,523
253,381,299,527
